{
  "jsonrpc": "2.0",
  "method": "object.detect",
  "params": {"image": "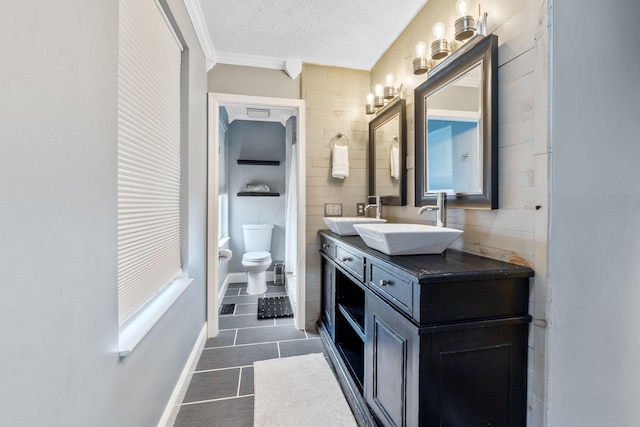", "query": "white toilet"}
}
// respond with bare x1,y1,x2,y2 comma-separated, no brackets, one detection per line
241,224,274,295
